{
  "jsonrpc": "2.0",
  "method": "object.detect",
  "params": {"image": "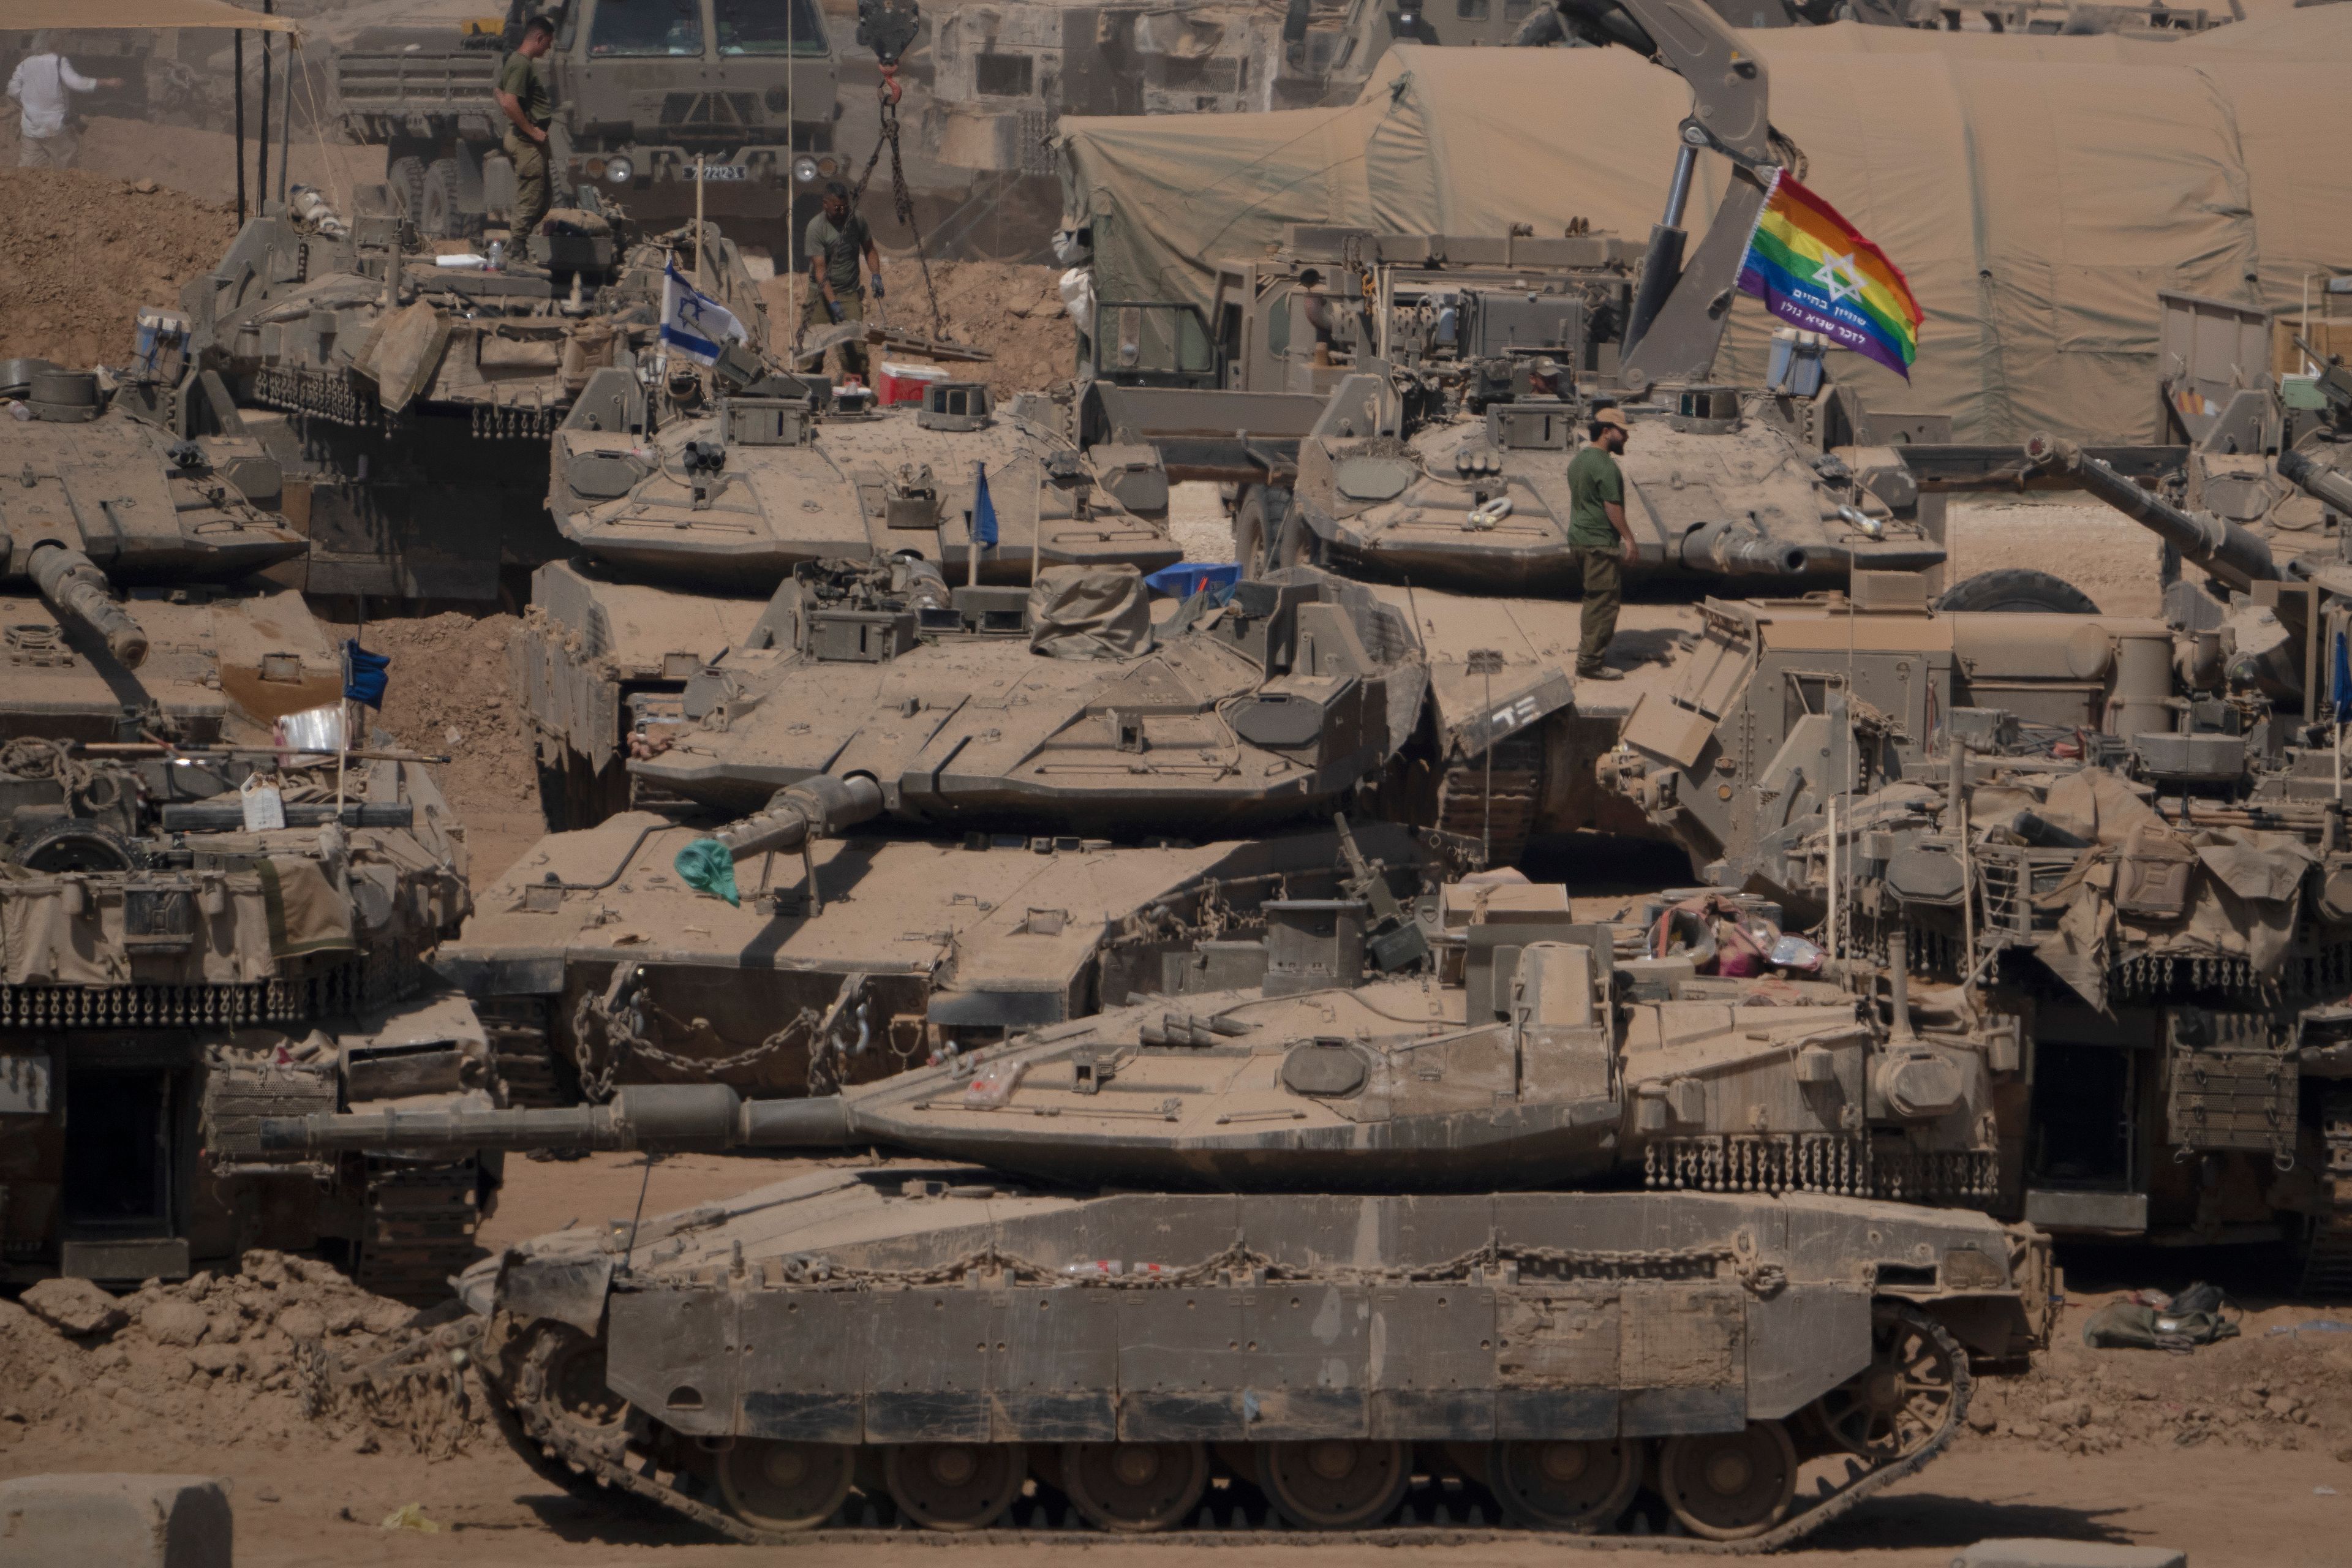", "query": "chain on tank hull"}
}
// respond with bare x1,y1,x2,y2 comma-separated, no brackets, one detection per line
470,1176,2048,1545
